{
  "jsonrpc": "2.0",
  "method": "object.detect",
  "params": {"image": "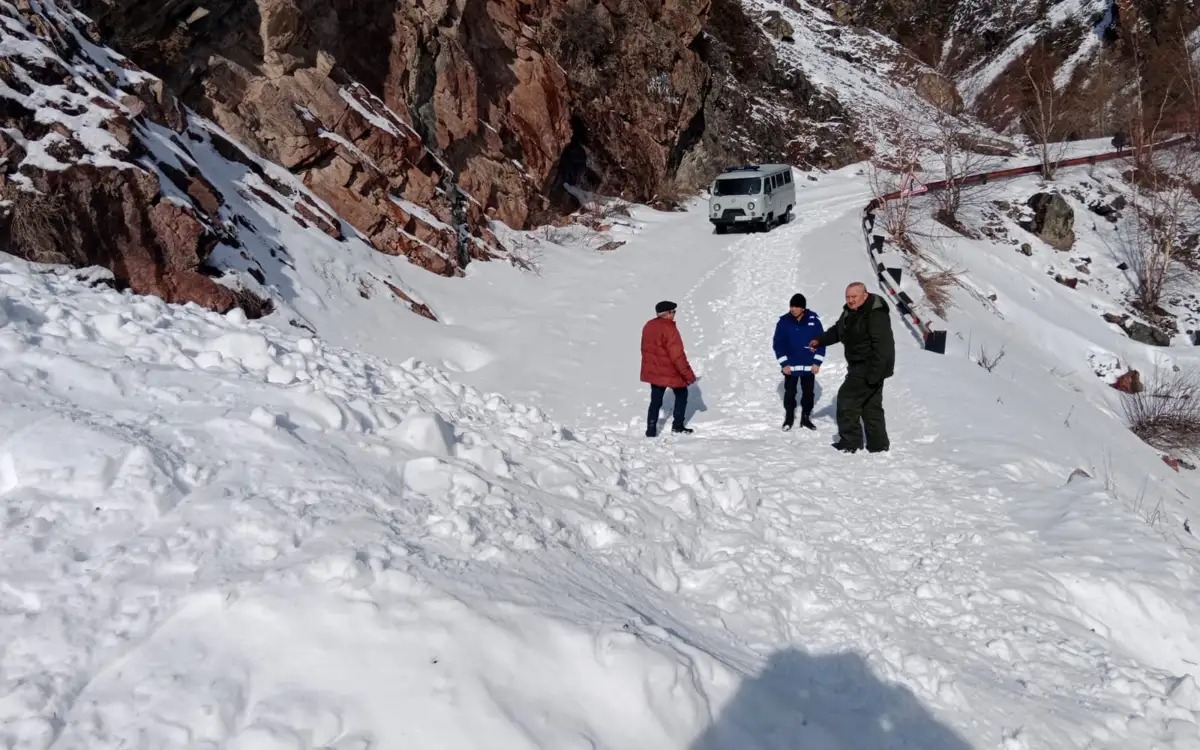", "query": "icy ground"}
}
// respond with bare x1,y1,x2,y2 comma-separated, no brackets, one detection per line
2,169,1200,749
